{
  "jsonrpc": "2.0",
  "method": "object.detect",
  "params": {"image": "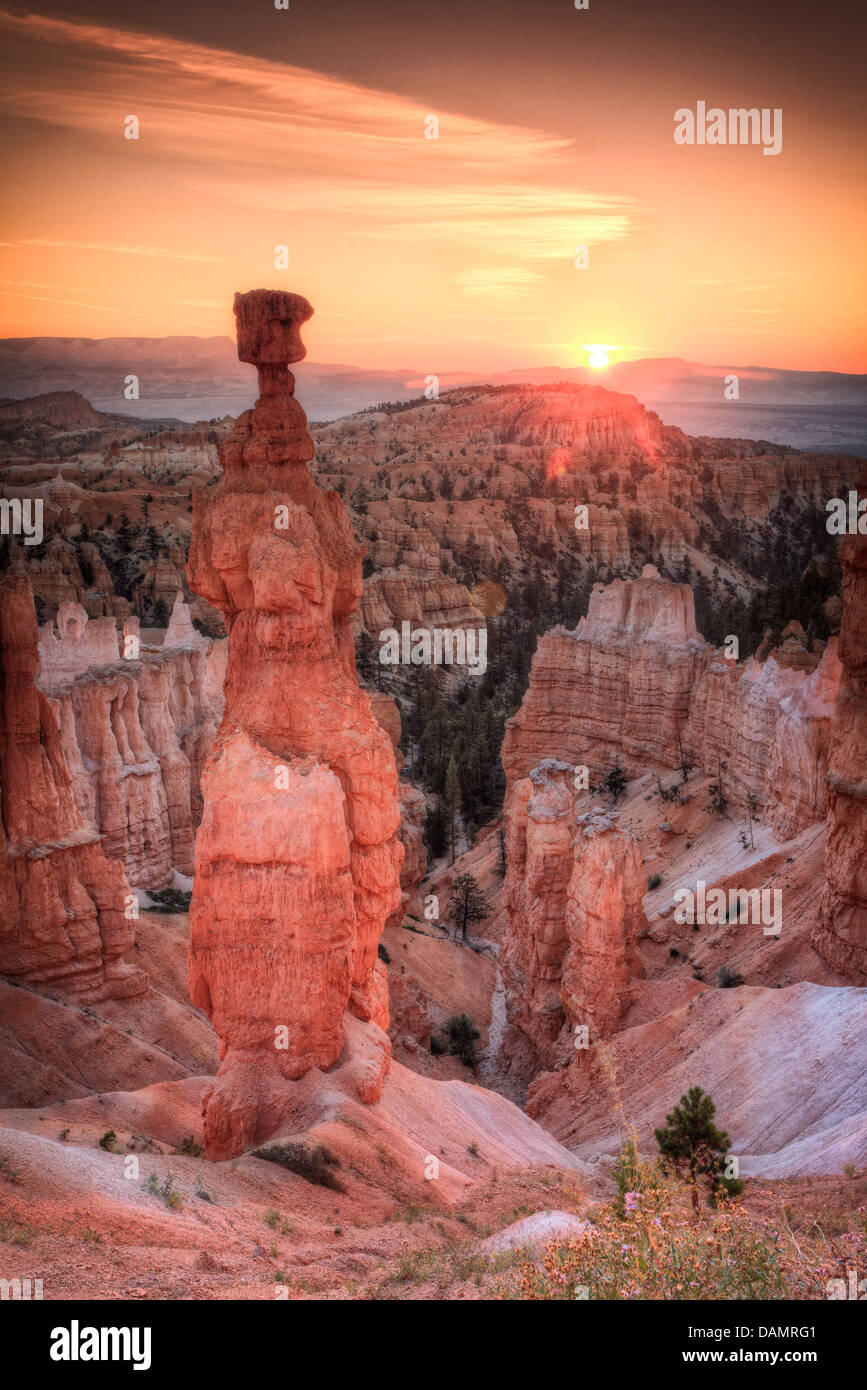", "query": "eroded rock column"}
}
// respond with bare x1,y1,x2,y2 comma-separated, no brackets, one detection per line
814,488,867,979
499,760,646,1086
187,290,403,1158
